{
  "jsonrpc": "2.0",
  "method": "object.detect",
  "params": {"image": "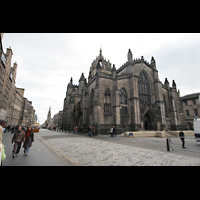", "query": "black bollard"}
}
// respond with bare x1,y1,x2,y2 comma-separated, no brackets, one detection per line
166,138,170,151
